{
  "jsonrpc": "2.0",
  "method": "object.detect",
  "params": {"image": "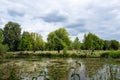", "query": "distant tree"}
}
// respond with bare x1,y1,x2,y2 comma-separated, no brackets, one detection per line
30,32,45,51
3,21,21,51
19,32,45,52
47,28,71,53
18,31,33,51
83,33,94,50
92,35,104,50
83,32,104,50
111,40,119,50
72,37,81,50
103,40,111,50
